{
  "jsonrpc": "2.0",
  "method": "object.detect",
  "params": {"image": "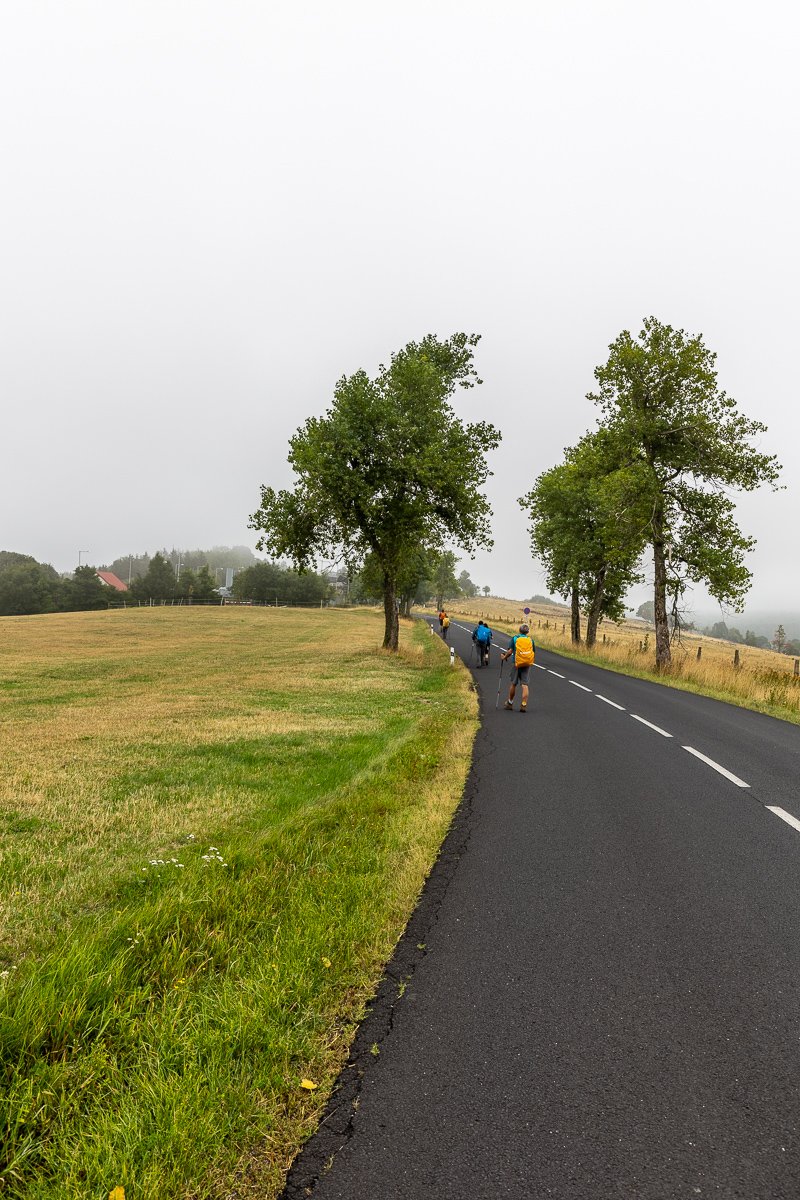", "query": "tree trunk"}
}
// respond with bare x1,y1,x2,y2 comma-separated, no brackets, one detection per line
435,591,444,612
570,584,581,644
585,567,606,648
383,573,399,650
652,519,671,668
